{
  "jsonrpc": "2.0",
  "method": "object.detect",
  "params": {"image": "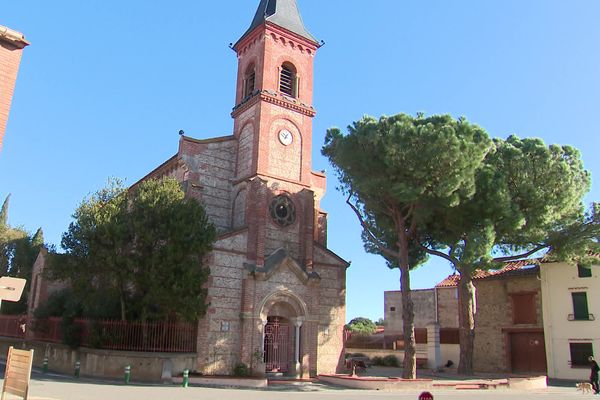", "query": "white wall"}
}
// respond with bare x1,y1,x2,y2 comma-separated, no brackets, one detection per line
541,262,600,380
440,344,460,369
